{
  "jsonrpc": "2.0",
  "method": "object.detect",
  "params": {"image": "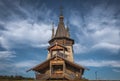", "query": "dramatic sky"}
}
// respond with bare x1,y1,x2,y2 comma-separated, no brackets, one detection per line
0,0,120,80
